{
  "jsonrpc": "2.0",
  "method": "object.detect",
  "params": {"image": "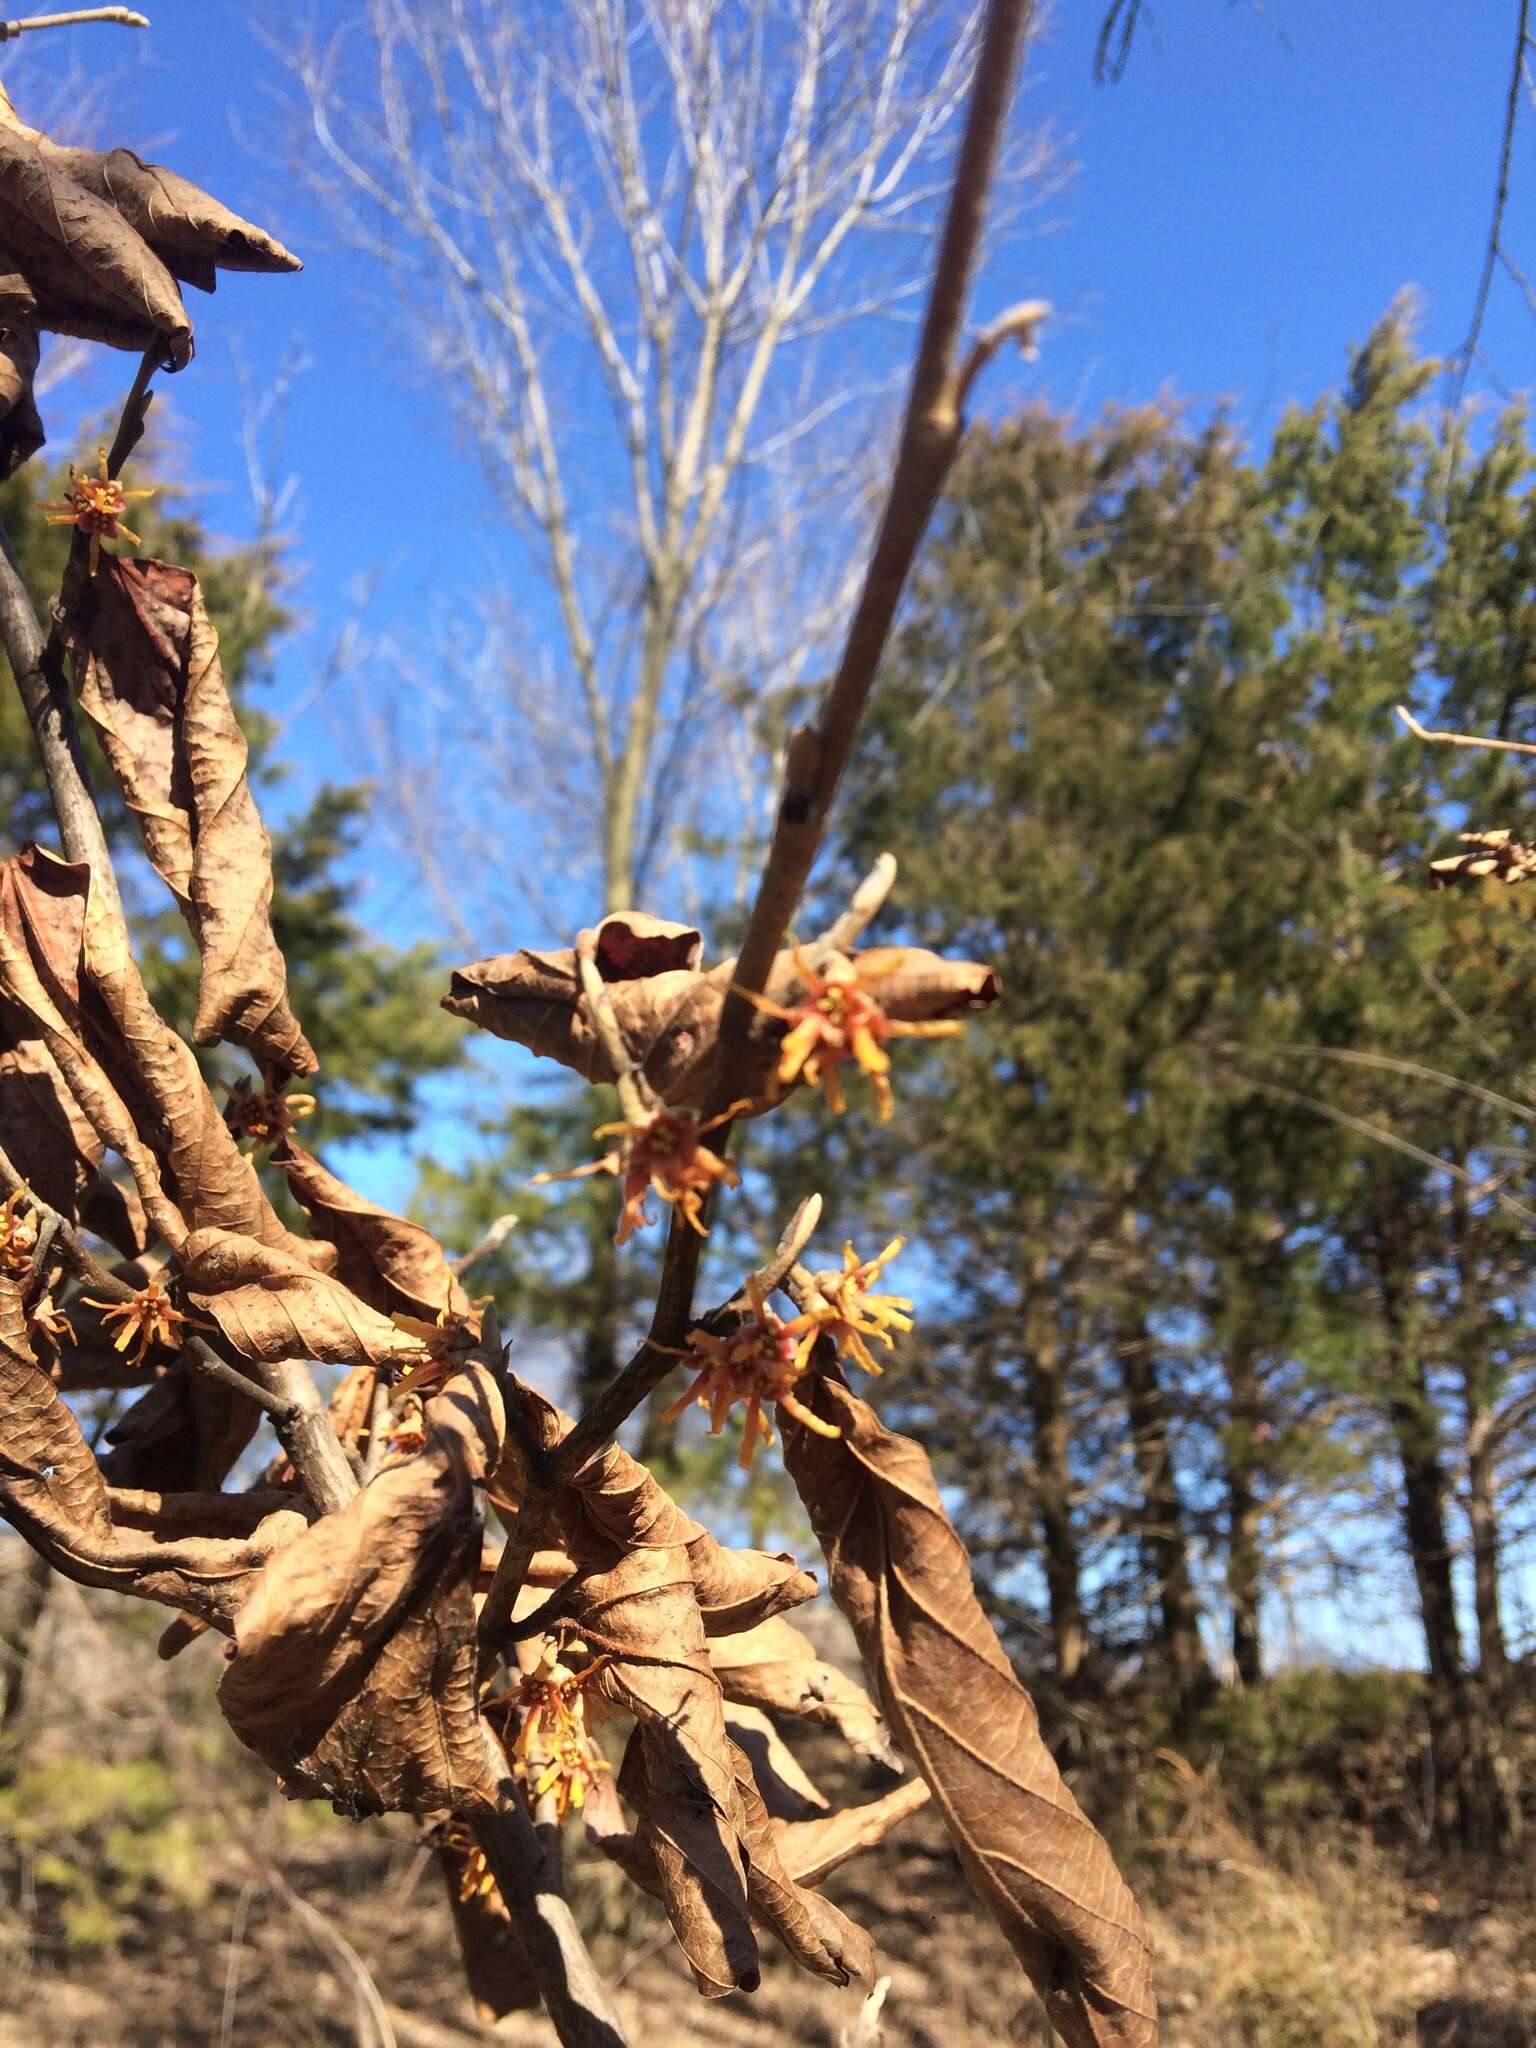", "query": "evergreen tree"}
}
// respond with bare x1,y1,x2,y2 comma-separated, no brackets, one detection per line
823,311,1536,1838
